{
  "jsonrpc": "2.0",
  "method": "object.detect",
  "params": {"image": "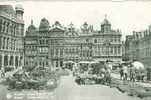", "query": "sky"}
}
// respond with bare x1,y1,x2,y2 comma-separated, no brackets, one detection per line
1,1,151,40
